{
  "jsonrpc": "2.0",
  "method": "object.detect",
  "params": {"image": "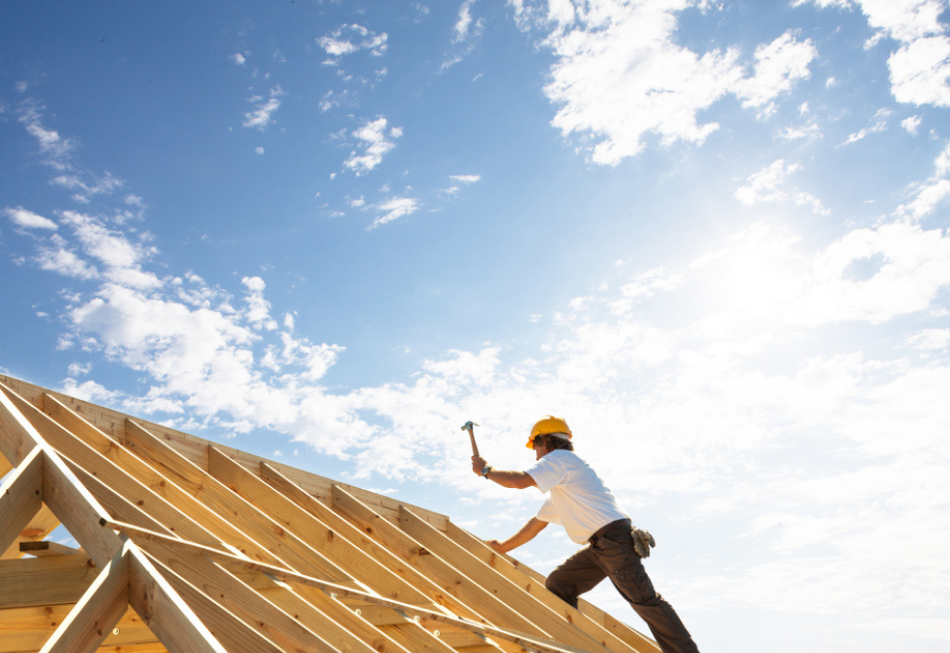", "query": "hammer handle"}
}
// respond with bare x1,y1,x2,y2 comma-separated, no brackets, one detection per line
467,427,479,457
